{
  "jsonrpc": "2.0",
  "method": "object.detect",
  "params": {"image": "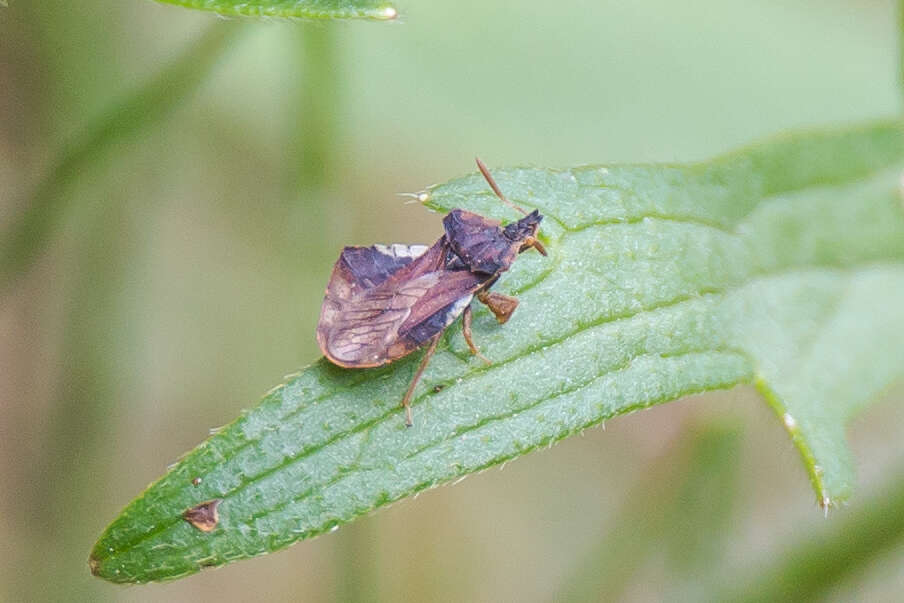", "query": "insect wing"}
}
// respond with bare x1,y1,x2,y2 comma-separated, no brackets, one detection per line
395,270,484,348
330,243,432,291
319,243,435,365
319,268,485,368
